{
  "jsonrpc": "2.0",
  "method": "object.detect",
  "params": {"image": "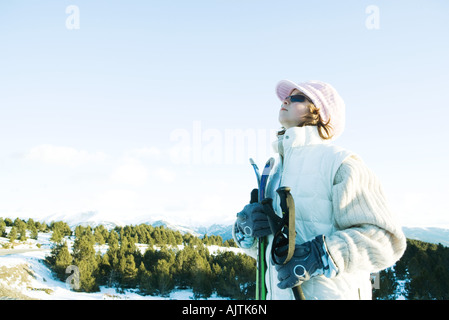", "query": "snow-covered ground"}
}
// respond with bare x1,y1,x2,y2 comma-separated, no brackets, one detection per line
1,250,226,300
0,229,240,300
